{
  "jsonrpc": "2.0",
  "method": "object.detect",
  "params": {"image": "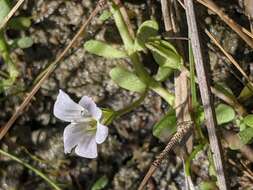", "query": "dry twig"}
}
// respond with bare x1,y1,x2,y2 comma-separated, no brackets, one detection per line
138,121,193,190
196,0,253,49
161,0,173,32
0,0,107,140
112,0,135,39
184,0,229,189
